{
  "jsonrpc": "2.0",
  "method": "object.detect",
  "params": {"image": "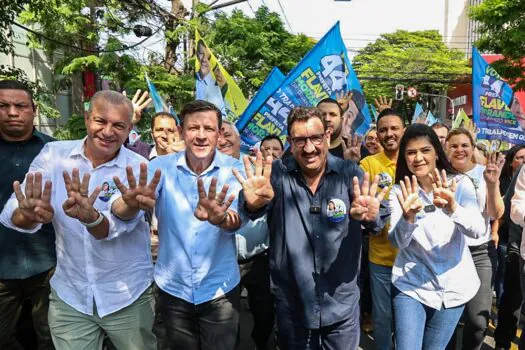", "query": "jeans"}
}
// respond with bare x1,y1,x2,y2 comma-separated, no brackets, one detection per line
0,267,54,350
359,235,372,315
369,262,393,350
275,296,360,350
494,242,508,308
160,285,240,350
392,287,464,350
461,243,494,350
494,251,525,349
48,285,157,350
